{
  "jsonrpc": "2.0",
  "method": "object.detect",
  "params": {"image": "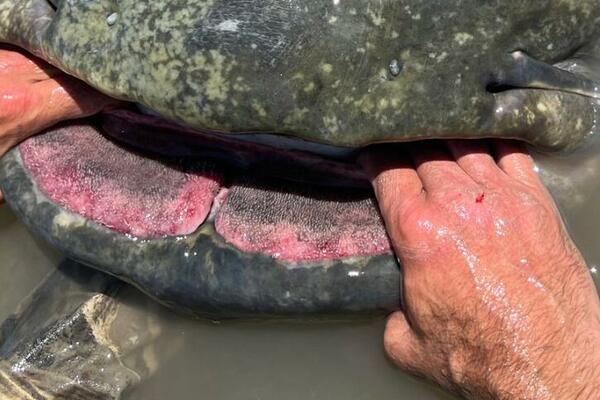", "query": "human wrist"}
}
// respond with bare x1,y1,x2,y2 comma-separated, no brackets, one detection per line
444,305,600,400
480,342,600,400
